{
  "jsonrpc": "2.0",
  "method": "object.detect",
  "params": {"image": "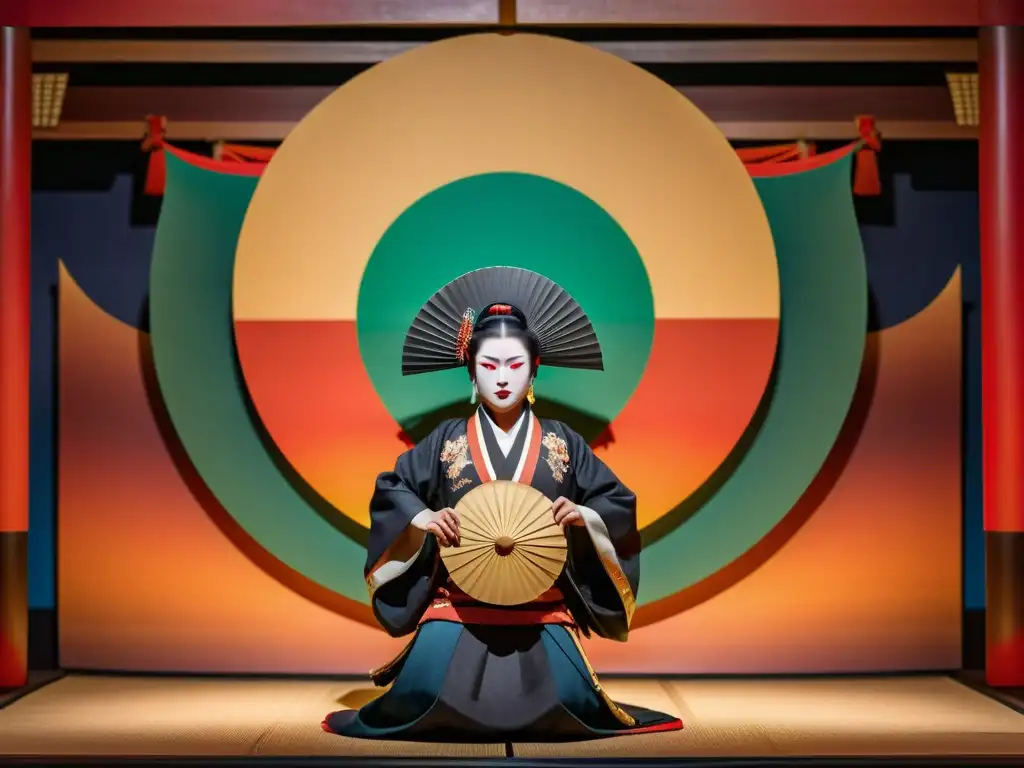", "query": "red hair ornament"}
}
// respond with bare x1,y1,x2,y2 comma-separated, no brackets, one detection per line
455,308,476,363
